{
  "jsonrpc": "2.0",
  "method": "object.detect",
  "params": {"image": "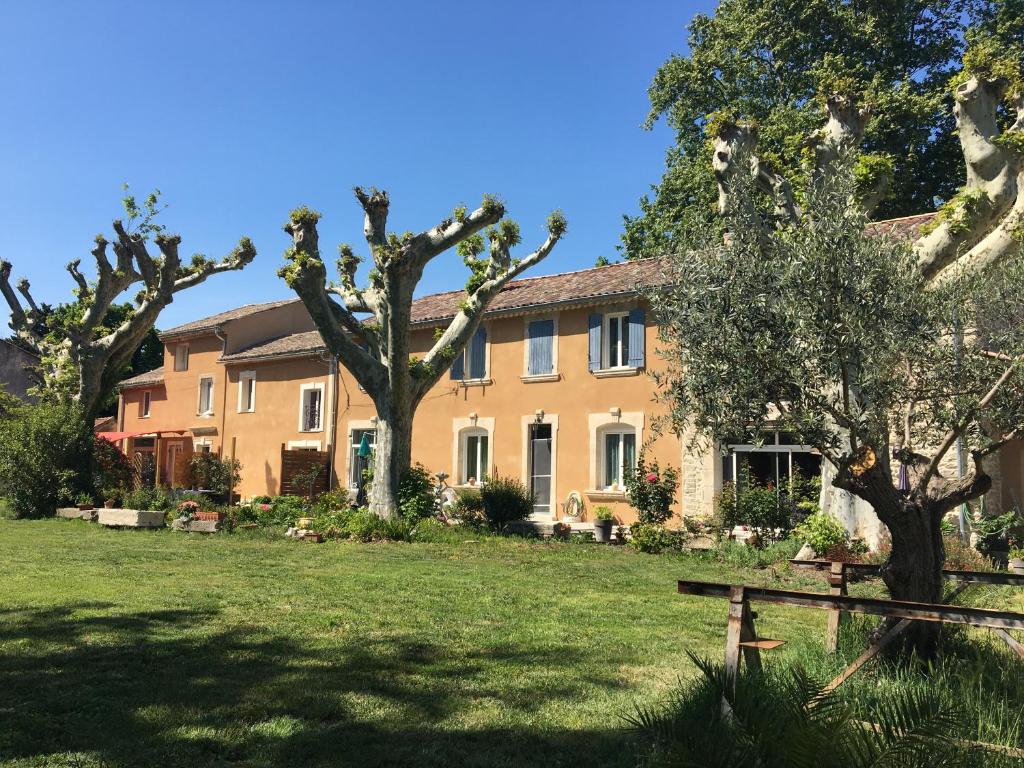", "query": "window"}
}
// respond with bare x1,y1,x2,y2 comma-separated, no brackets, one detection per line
450,327,488,381
601,429,636,490
238,371,256,413
349,429,376,488
141,390,151,418
460,428,489,485
526,318,555,376
197,376,214,416
193,438,211,454
721,430,821,491
299,383,324,432
588,309,646,372
604,313,630,369
174,343,189,372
